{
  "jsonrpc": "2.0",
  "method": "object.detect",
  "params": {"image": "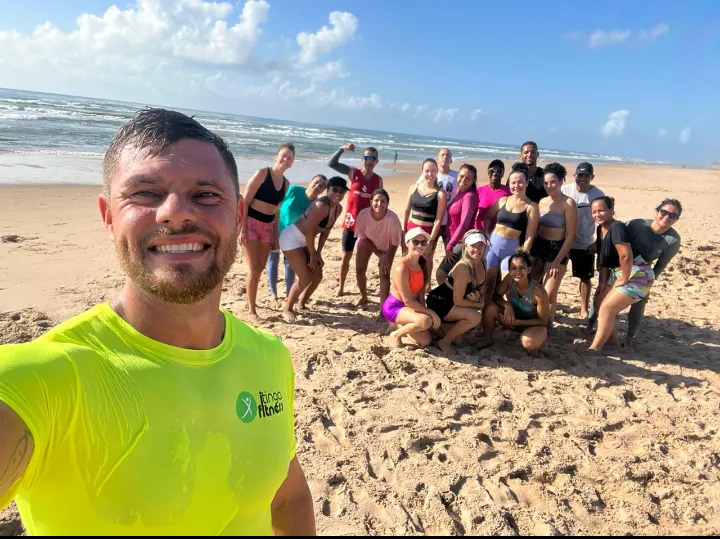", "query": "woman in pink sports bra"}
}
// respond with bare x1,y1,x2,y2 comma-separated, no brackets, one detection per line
383,228,442,349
